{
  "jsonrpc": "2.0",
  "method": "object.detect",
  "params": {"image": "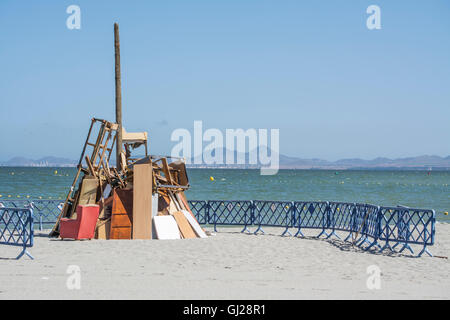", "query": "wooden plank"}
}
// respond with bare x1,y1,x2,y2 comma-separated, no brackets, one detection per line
85,155,97,178
157,192,170,215
96,218,111,239
169,161,189,186
110,189,133,239
182,210,207,238
114,23,123,170
98,195,113,219
132,162,153,239
168,194,179,214
172,211,197,239
112,167,125,188
161,158,174,185
177,192,199,222
78,177,98,206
